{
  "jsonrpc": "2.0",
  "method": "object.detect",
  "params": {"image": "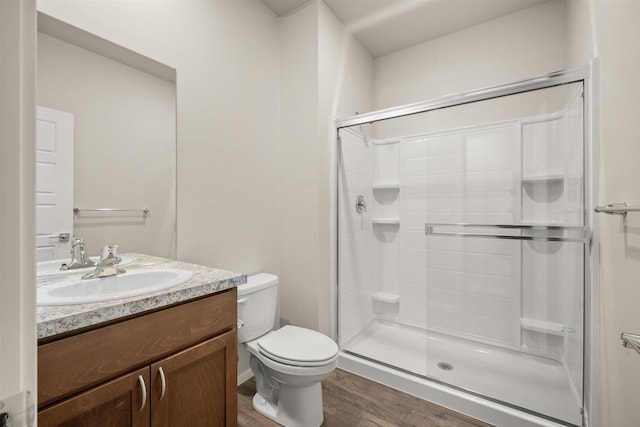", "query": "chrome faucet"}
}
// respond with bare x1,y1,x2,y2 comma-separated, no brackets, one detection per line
61,238,96,270
82,245,126,280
